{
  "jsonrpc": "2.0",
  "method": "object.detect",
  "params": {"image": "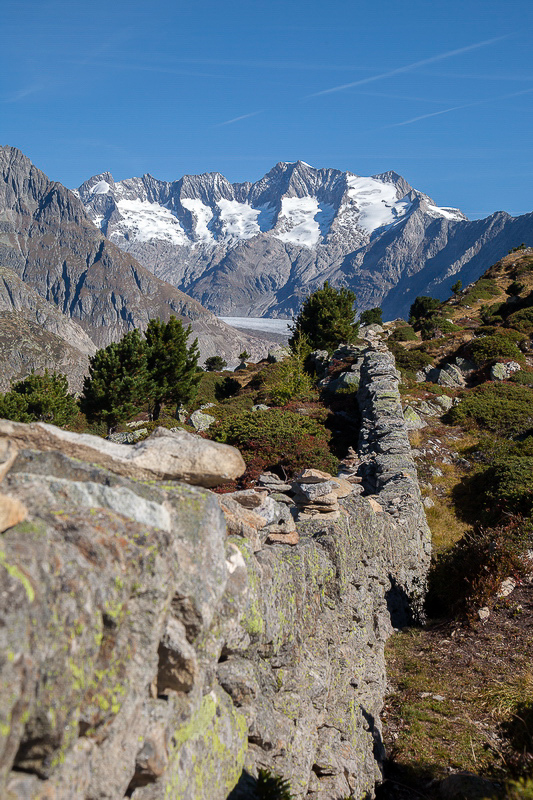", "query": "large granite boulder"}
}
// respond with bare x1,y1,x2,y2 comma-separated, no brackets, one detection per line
0,421,245,487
